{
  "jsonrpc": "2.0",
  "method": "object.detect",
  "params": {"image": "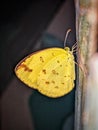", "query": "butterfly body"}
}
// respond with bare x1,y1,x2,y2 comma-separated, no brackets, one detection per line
15,47,75,98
